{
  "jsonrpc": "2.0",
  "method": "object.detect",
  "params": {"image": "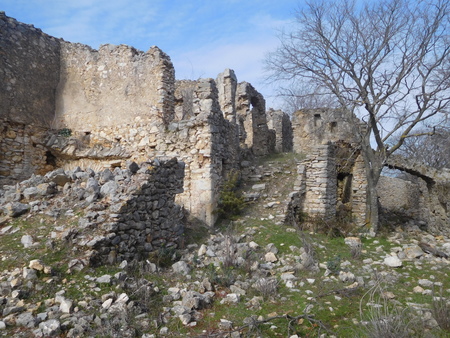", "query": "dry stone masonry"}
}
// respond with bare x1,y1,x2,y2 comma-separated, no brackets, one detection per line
0,158,185,265
289,108,450,234
1,12,448,239
0,13,289,227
